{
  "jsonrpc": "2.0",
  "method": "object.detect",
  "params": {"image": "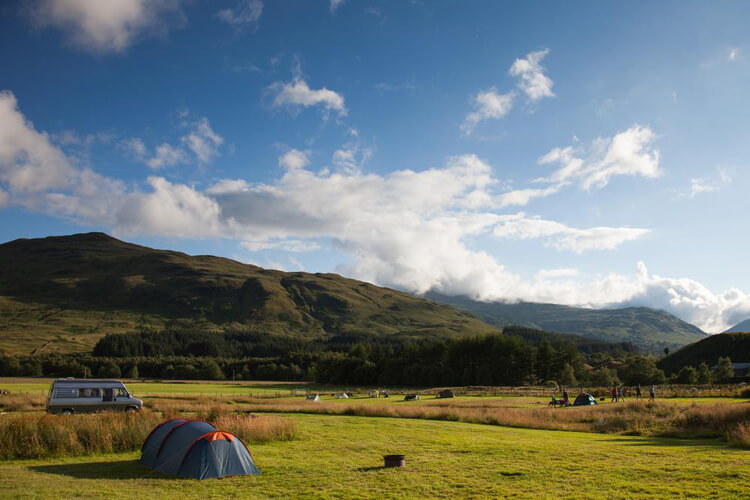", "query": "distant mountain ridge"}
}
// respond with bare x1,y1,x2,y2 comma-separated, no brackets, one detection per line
0,233,500,355
724,319,750,333
425,292,707,352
